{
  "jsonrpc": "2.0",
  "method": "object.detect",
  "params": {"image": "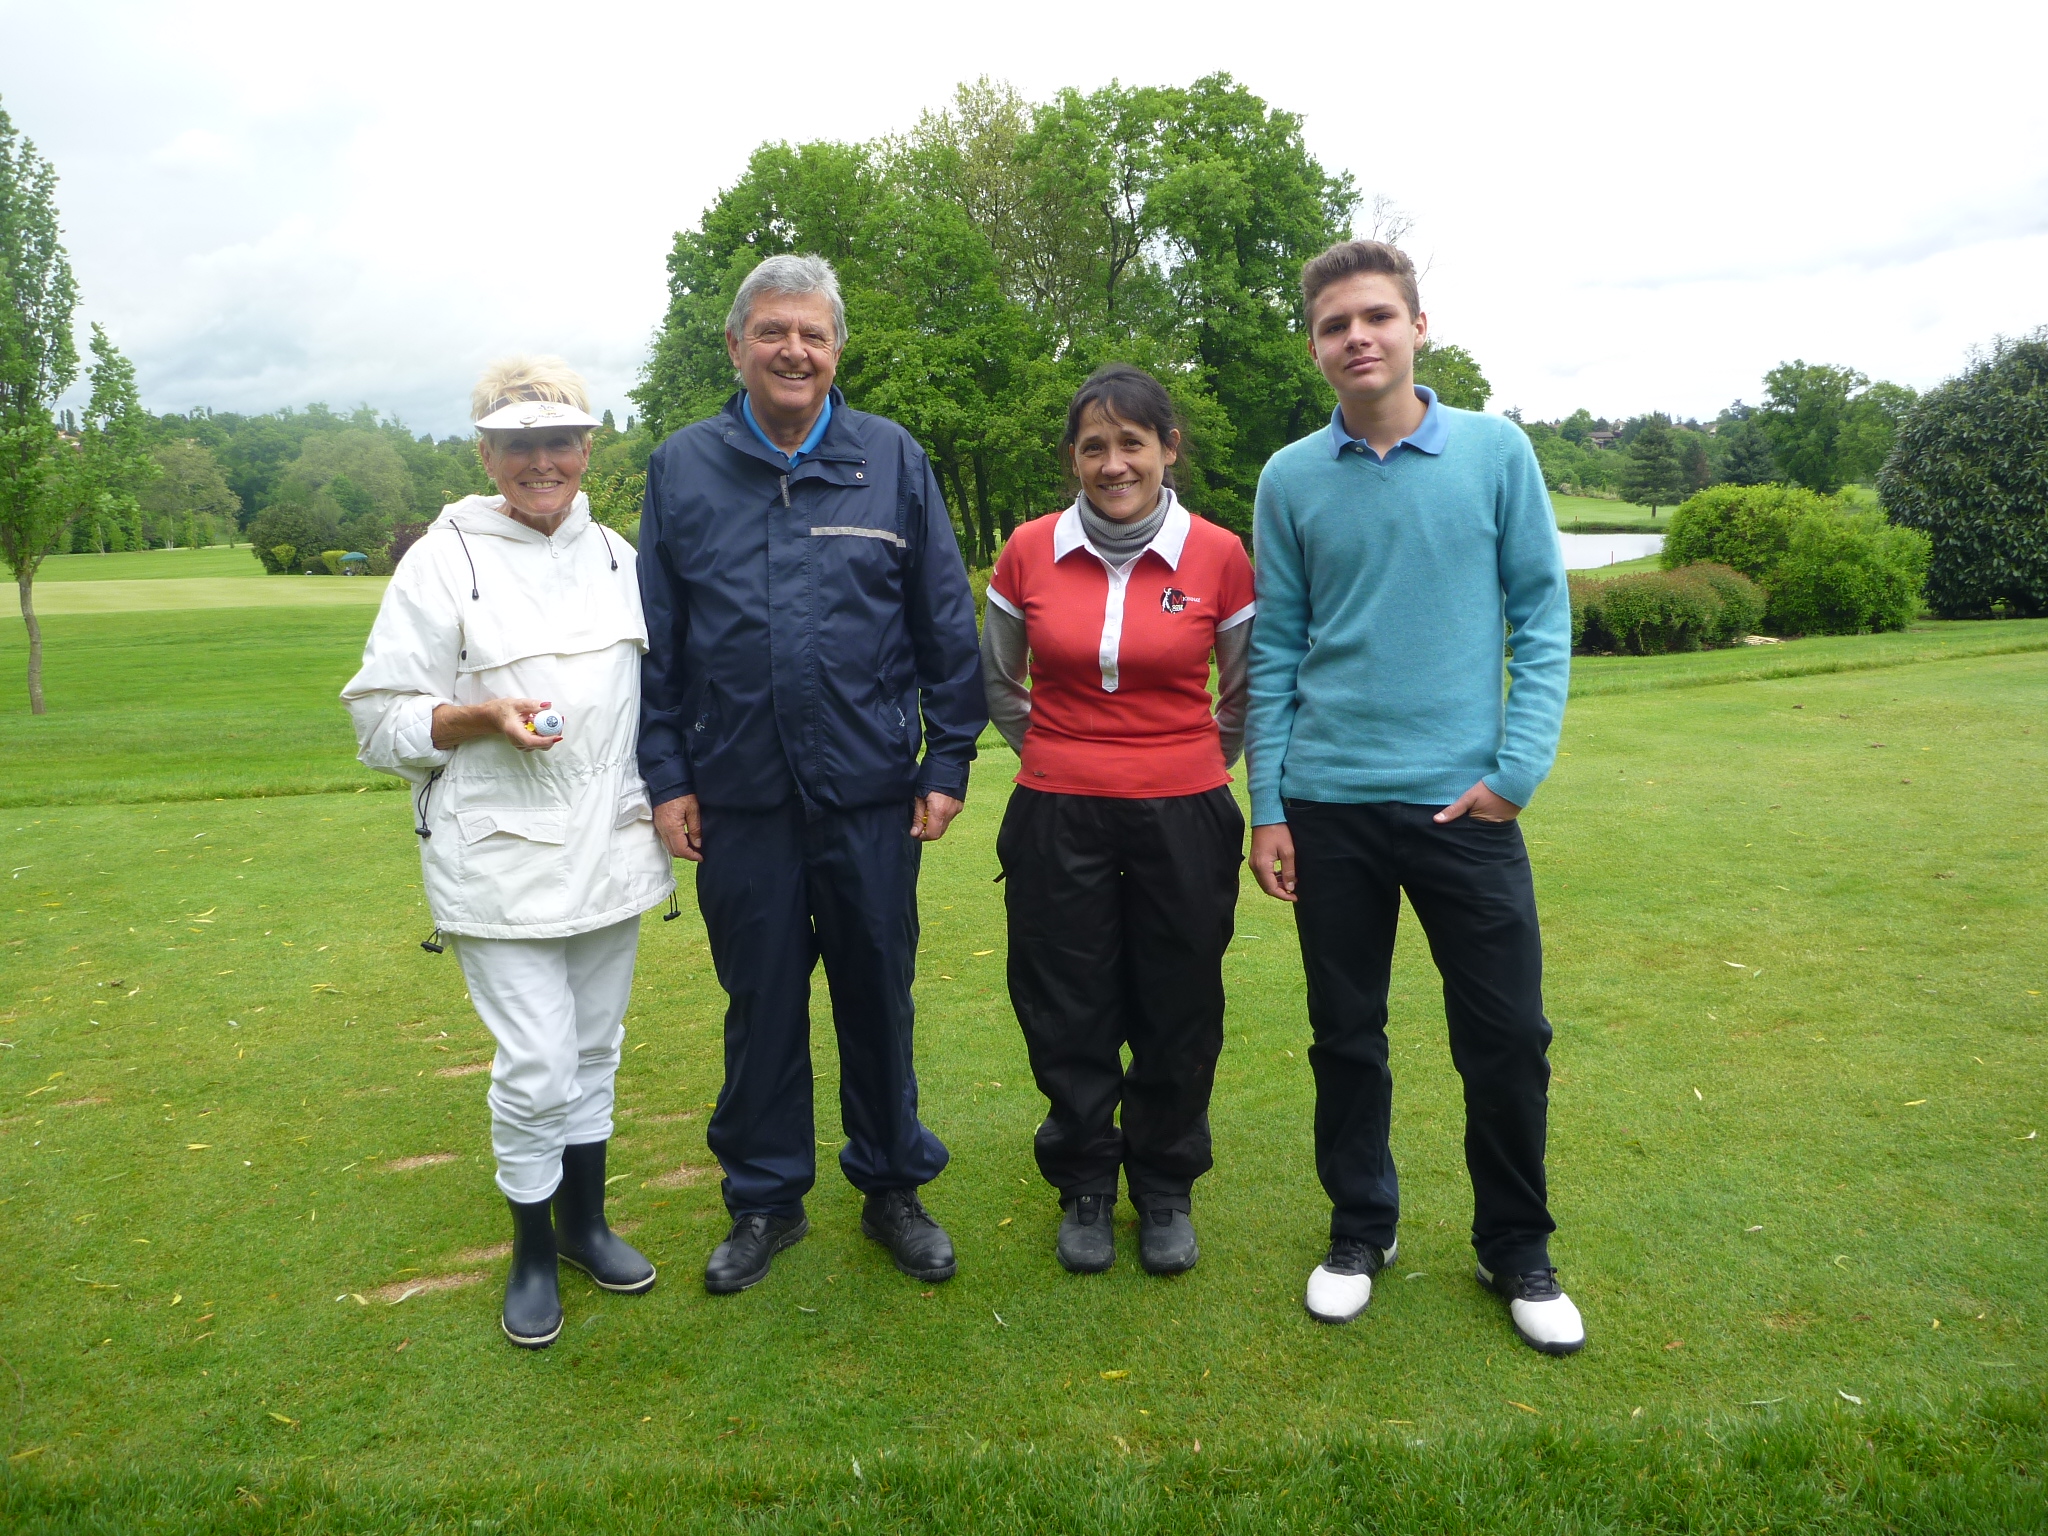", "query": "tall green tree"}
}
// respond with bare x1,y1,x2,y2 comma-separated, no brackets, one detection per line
0,100,80,714
634,75,1356,553
1618,415,1688,516
1414,341,1490,410
1757,362,1915,494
